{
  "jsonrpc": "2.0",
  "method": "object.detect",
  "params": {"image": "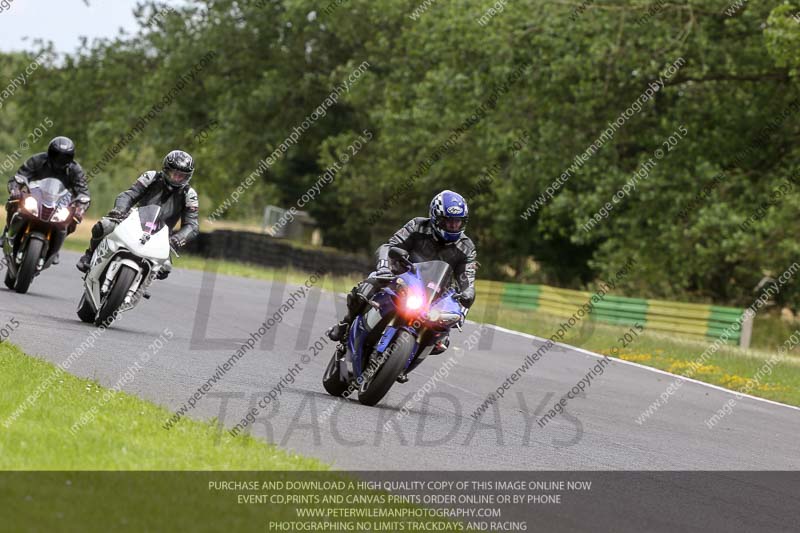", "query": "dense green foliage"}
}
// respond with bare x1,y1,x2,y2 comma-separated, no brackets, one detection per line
4,0,800,306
